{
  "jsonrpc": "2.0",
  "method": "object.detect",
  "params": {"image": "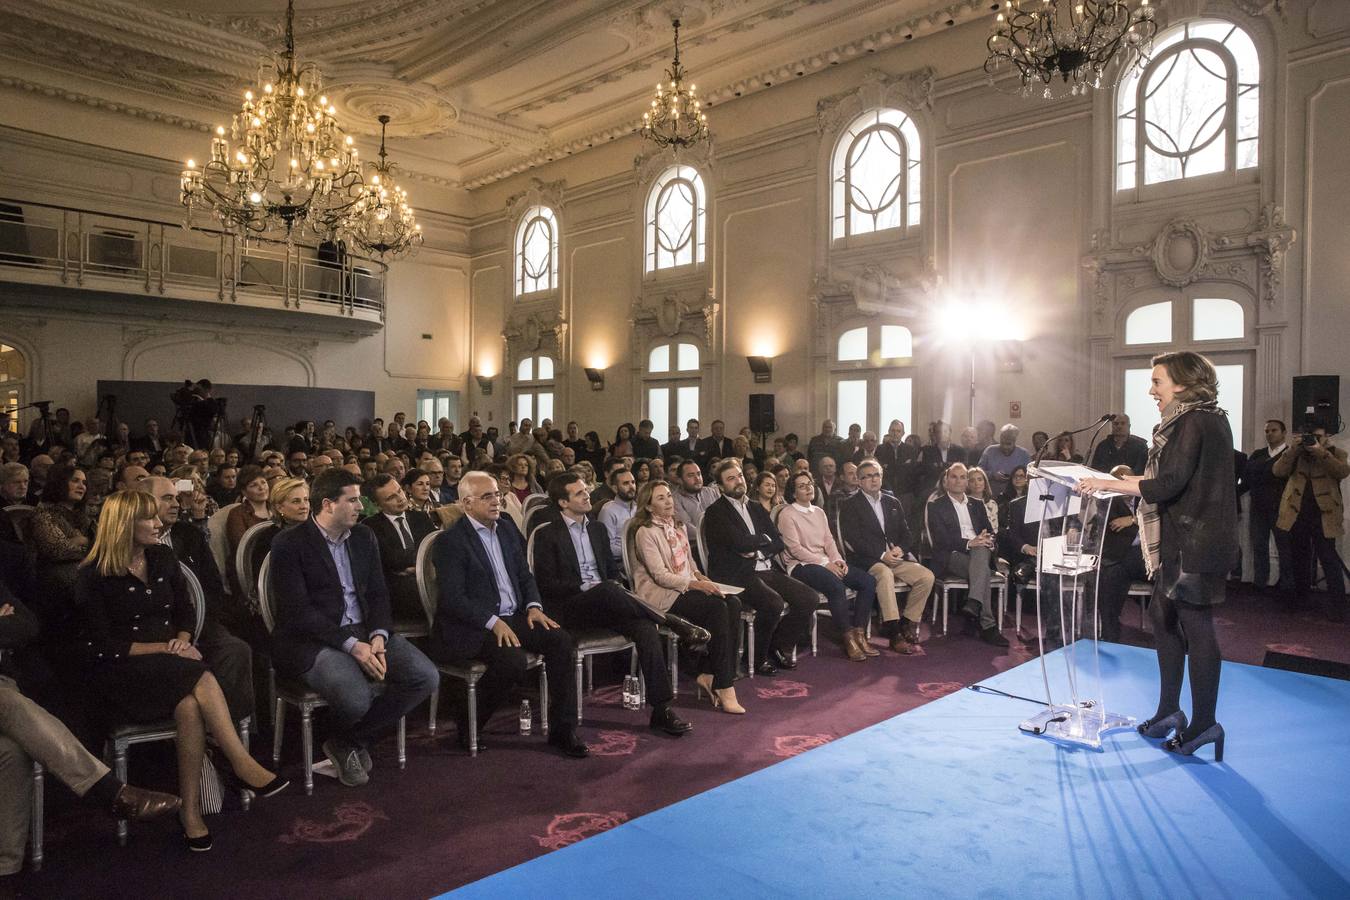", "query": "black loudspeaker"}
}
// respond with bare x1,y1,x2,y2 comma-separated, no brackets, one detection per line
1291,375,1340,432
749,394,776,434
